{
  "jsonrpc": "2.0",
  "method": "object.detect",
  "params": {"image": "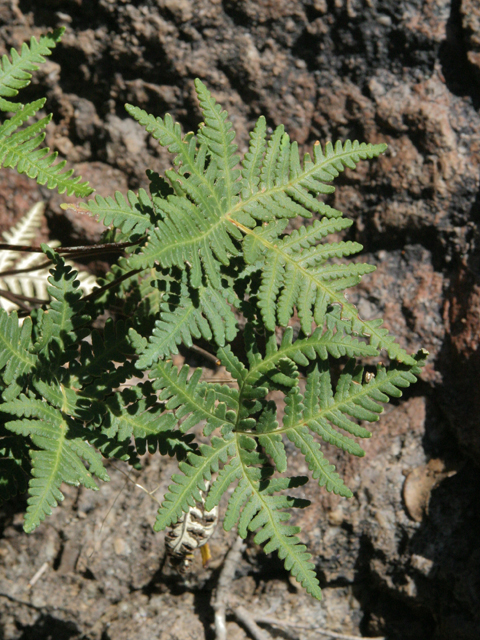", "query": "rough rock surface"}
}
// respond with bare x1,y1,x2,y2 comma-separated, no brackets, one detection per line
0,1,479,639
